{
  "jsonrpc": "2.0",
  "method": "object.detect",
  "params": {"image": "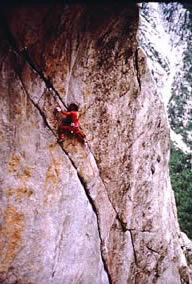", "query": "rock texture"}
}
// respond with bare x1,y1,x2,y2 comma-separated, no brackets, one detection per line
138,2,192,152
0,4,191,284
138,2,190,106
